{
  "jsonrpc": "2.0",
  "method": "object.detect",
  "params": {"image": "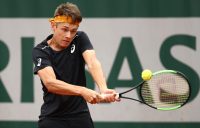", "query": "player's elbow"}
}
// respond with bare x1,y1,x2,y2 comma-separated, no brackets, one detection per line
43,79,56,92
